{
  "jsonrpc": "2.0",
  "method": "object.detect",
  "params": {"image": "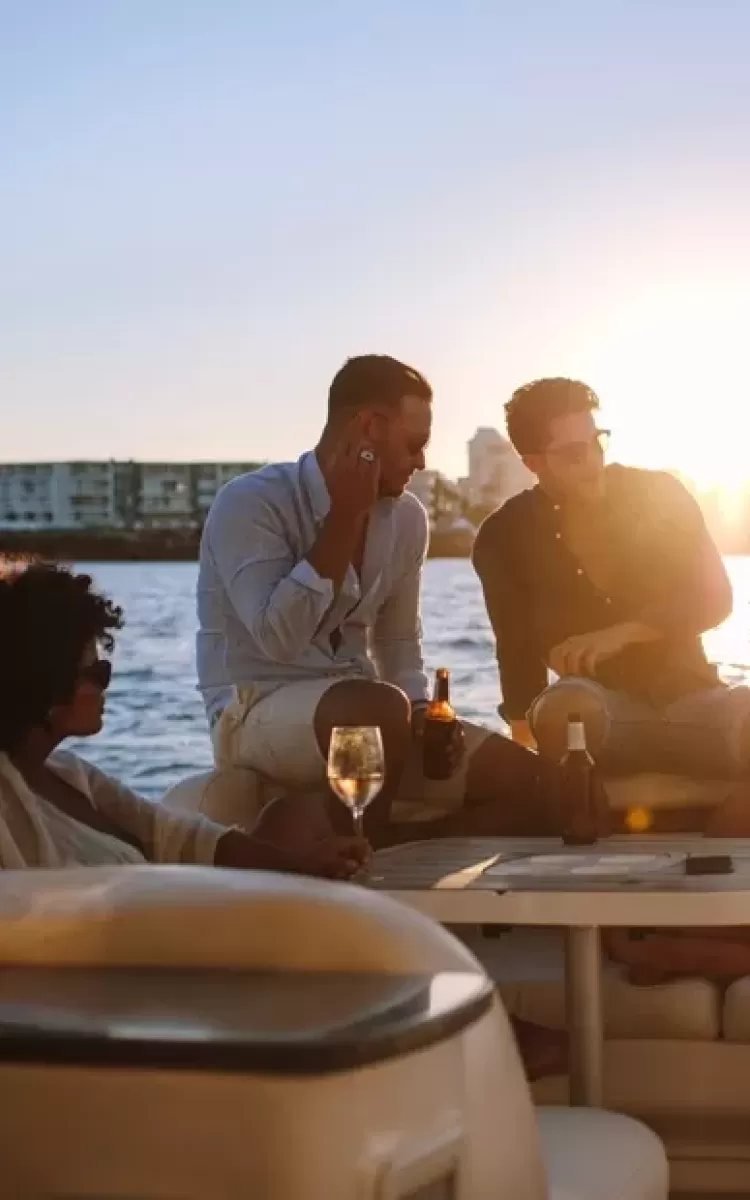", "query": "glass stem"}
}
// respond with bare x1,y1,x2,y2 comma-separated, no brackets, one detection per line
353,808,364,838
